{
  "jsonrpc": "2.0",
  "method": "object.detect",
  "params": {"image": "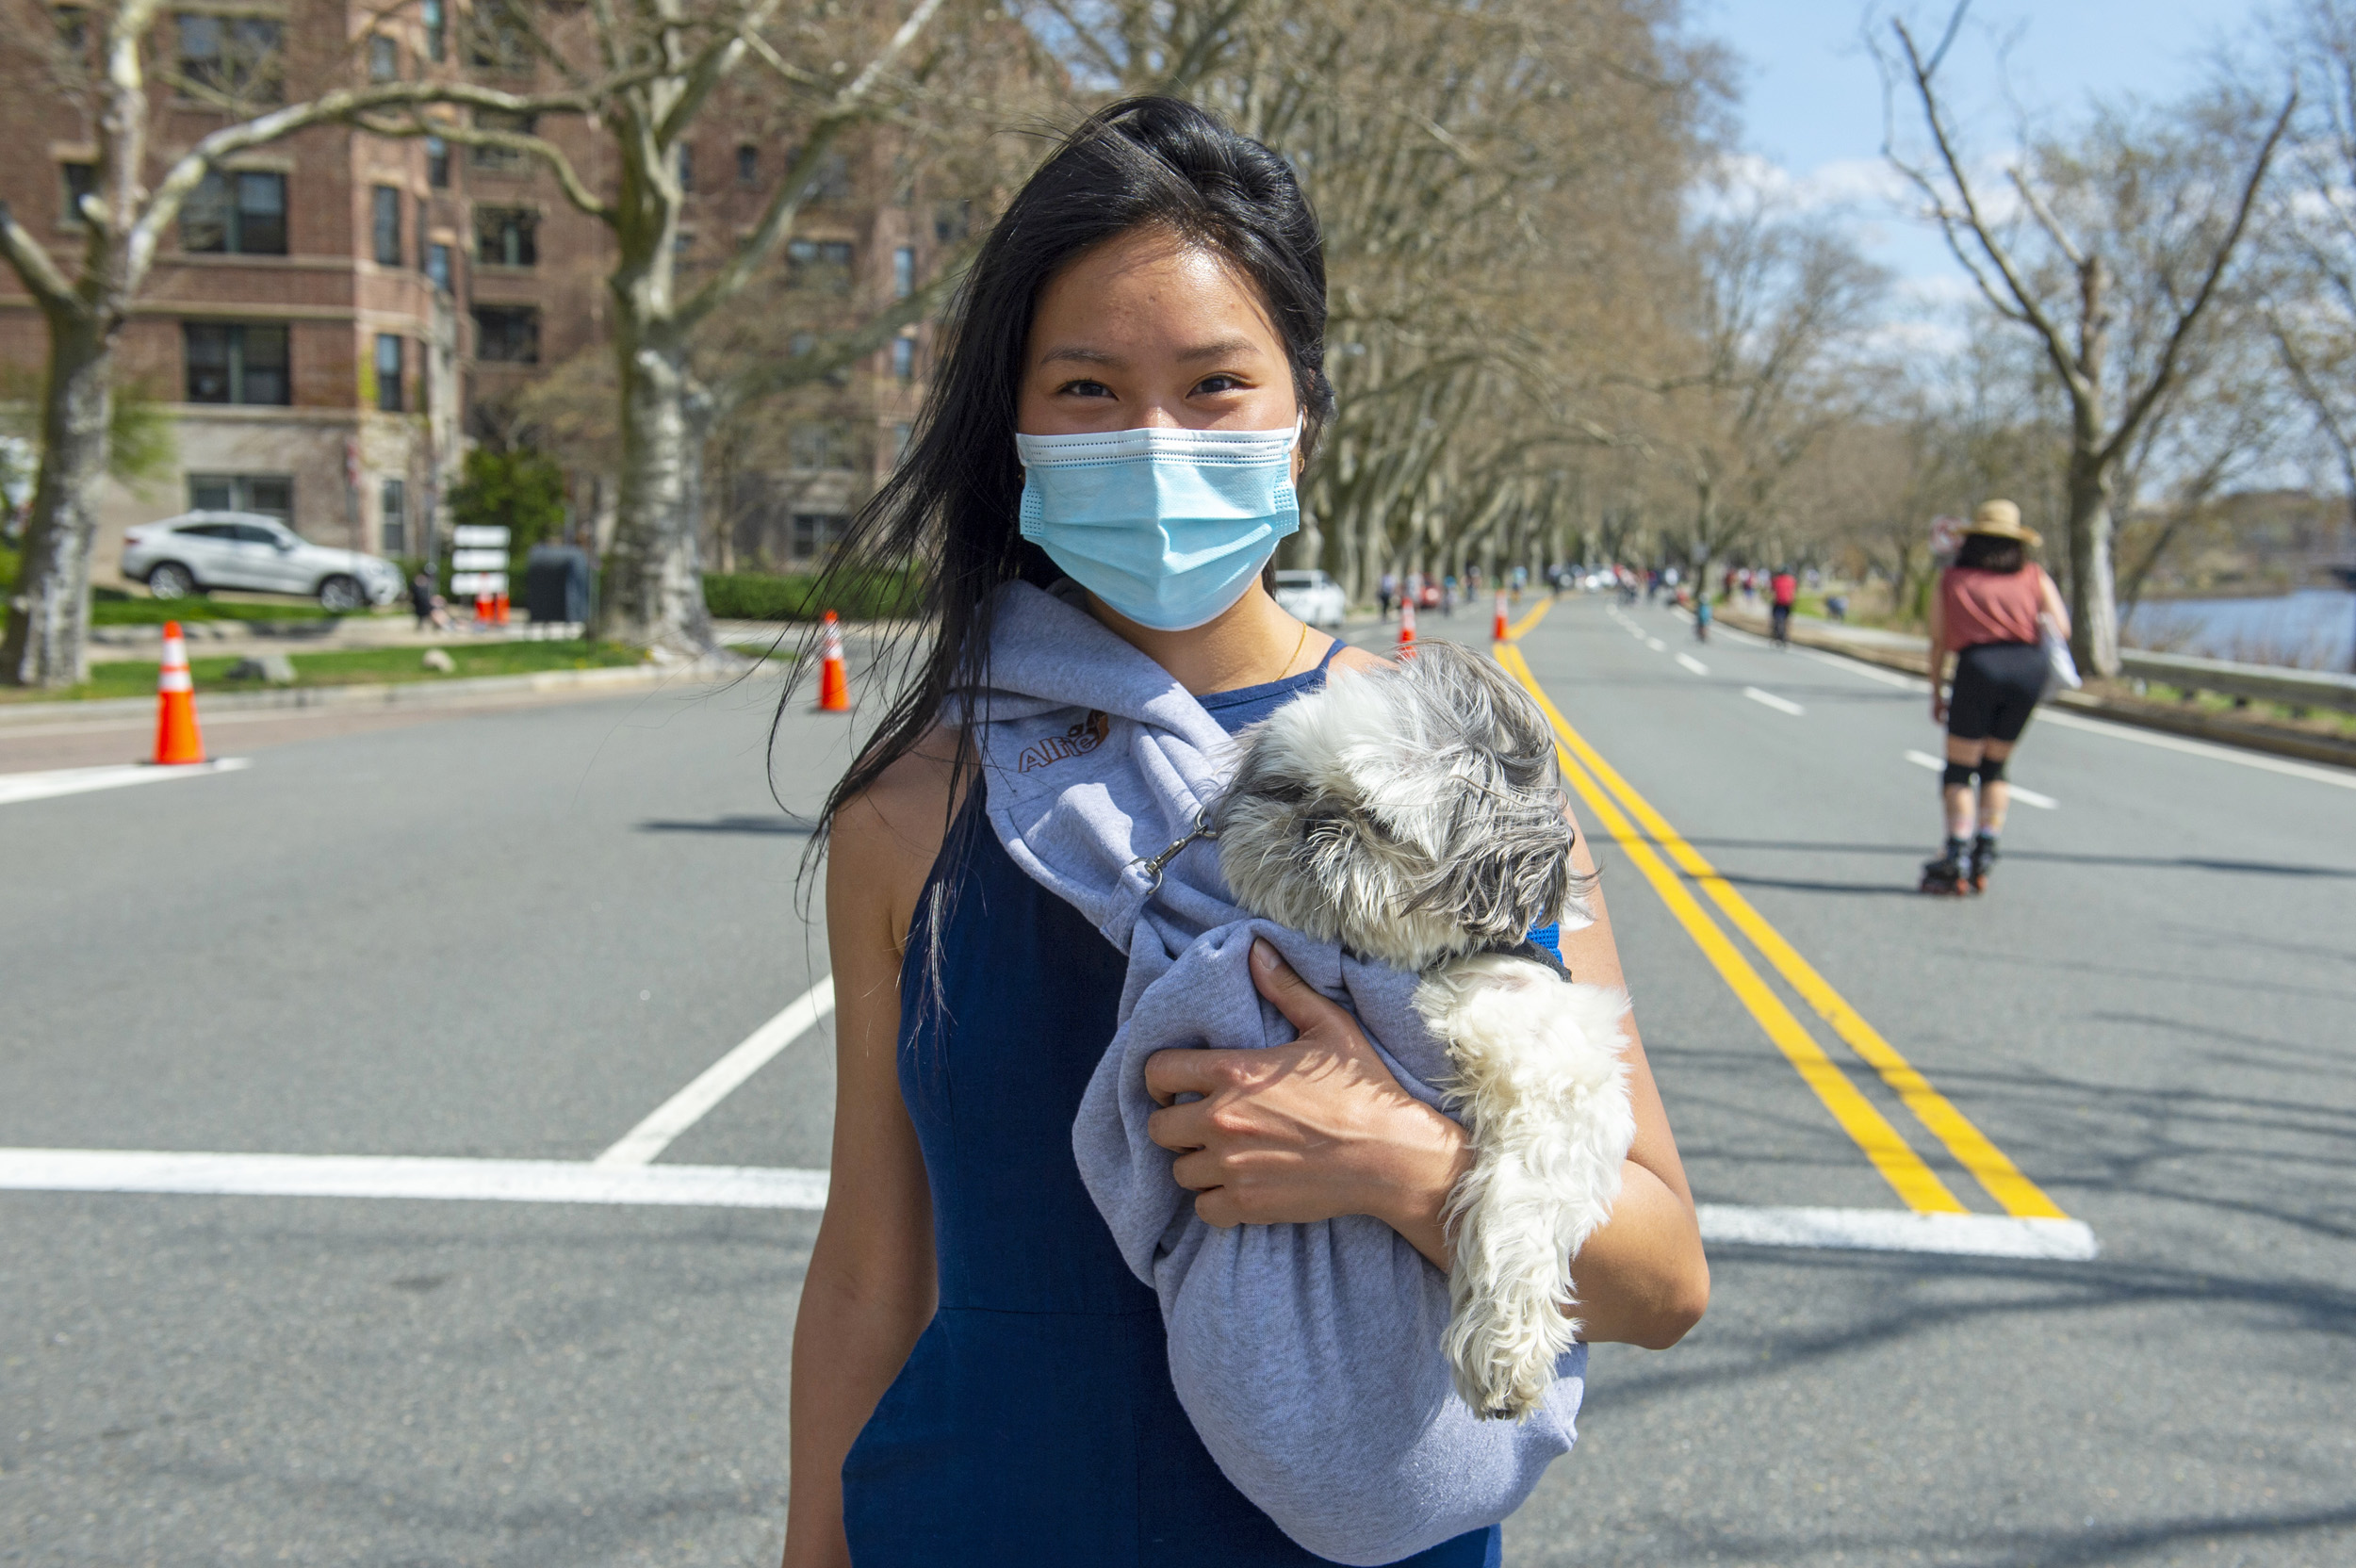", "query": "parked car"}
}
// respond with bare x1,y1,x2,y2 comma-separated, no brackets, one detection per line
122,512,402,612
1272,567,1347,629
